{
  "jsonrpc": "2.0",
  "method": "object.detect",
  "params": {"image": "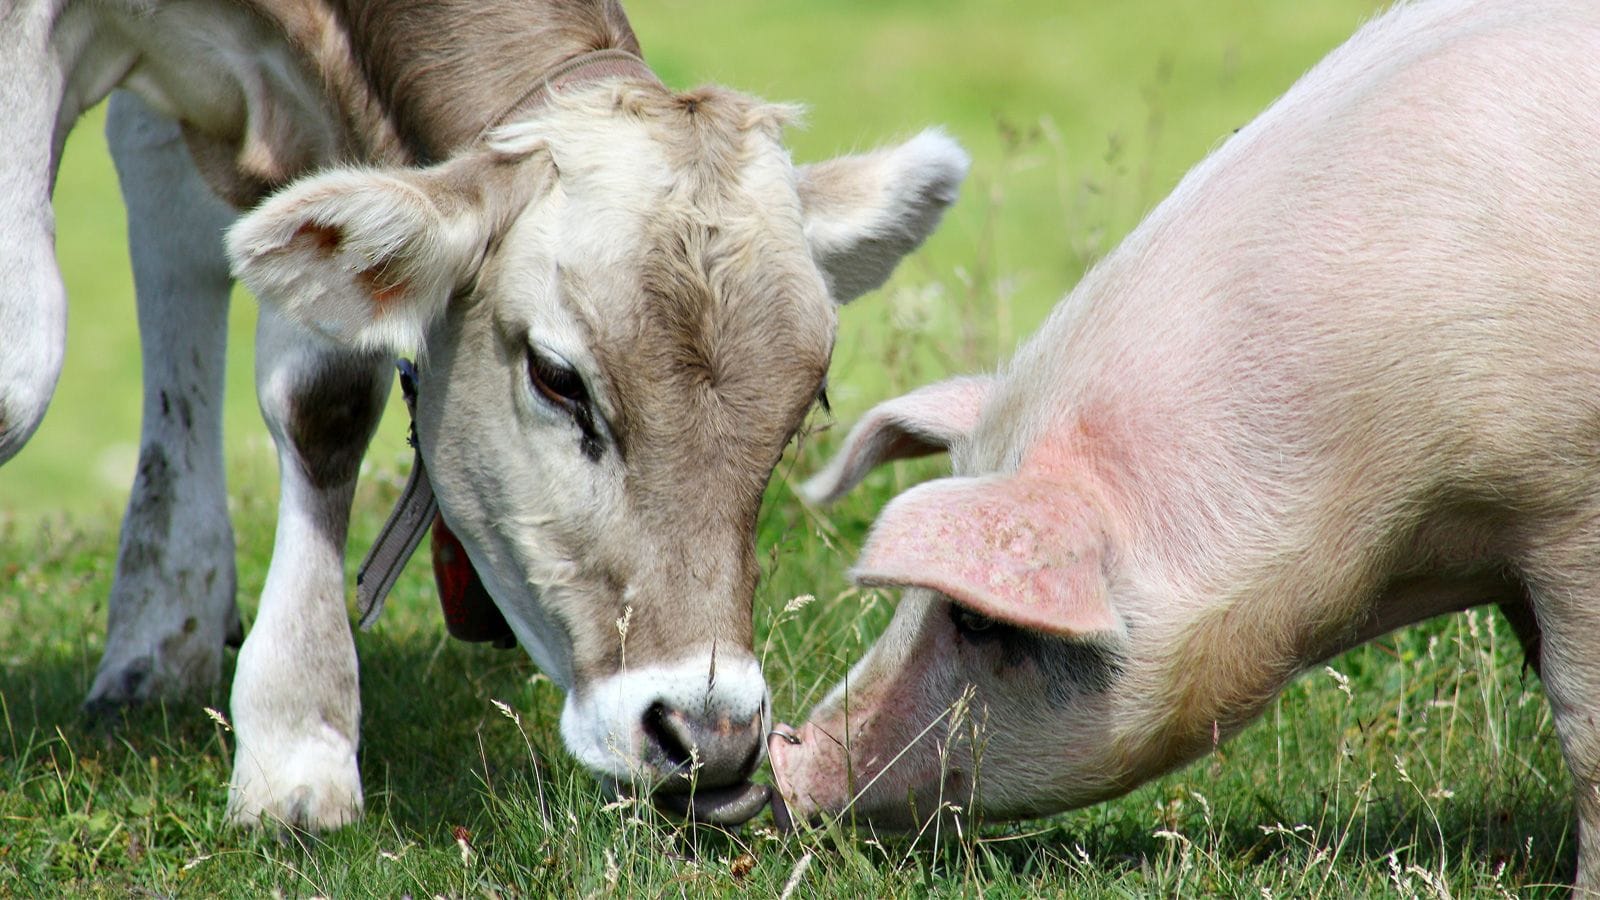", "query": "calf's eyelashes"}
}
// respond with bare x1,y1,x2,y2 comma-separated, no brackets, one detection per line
523,344,609,463
526,345,588,409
